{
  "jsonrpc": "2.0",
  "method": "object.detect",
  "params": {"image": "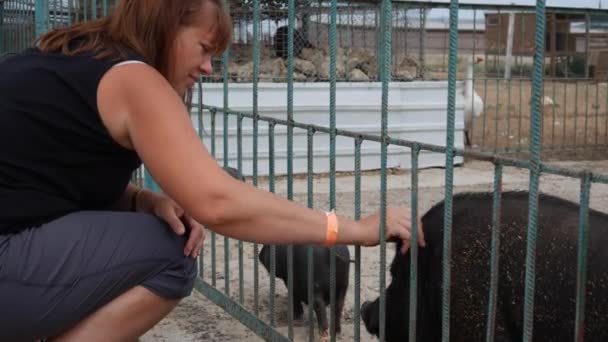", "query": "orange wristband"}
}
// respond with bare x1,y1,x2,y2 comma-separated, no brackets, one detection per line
324,210,338,246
